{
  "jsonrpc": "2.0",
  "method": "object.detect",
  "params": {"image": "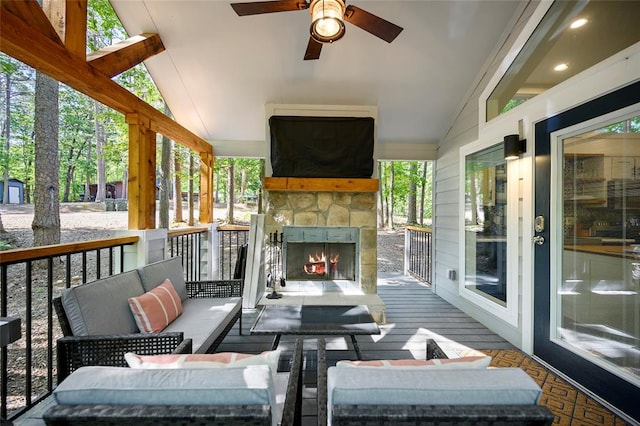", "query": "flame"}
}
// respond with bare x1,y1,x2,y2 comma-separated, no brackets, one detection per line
308,252,326,263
